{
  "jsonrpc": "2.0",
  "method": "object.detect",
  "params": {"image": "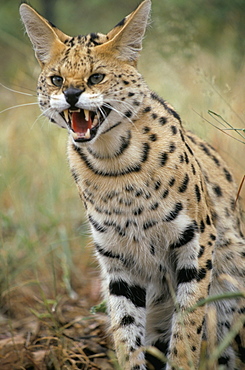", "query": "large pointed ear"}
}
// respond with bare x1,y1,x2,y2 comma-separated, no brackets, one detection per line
19,3,69,66
97,0,151,64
